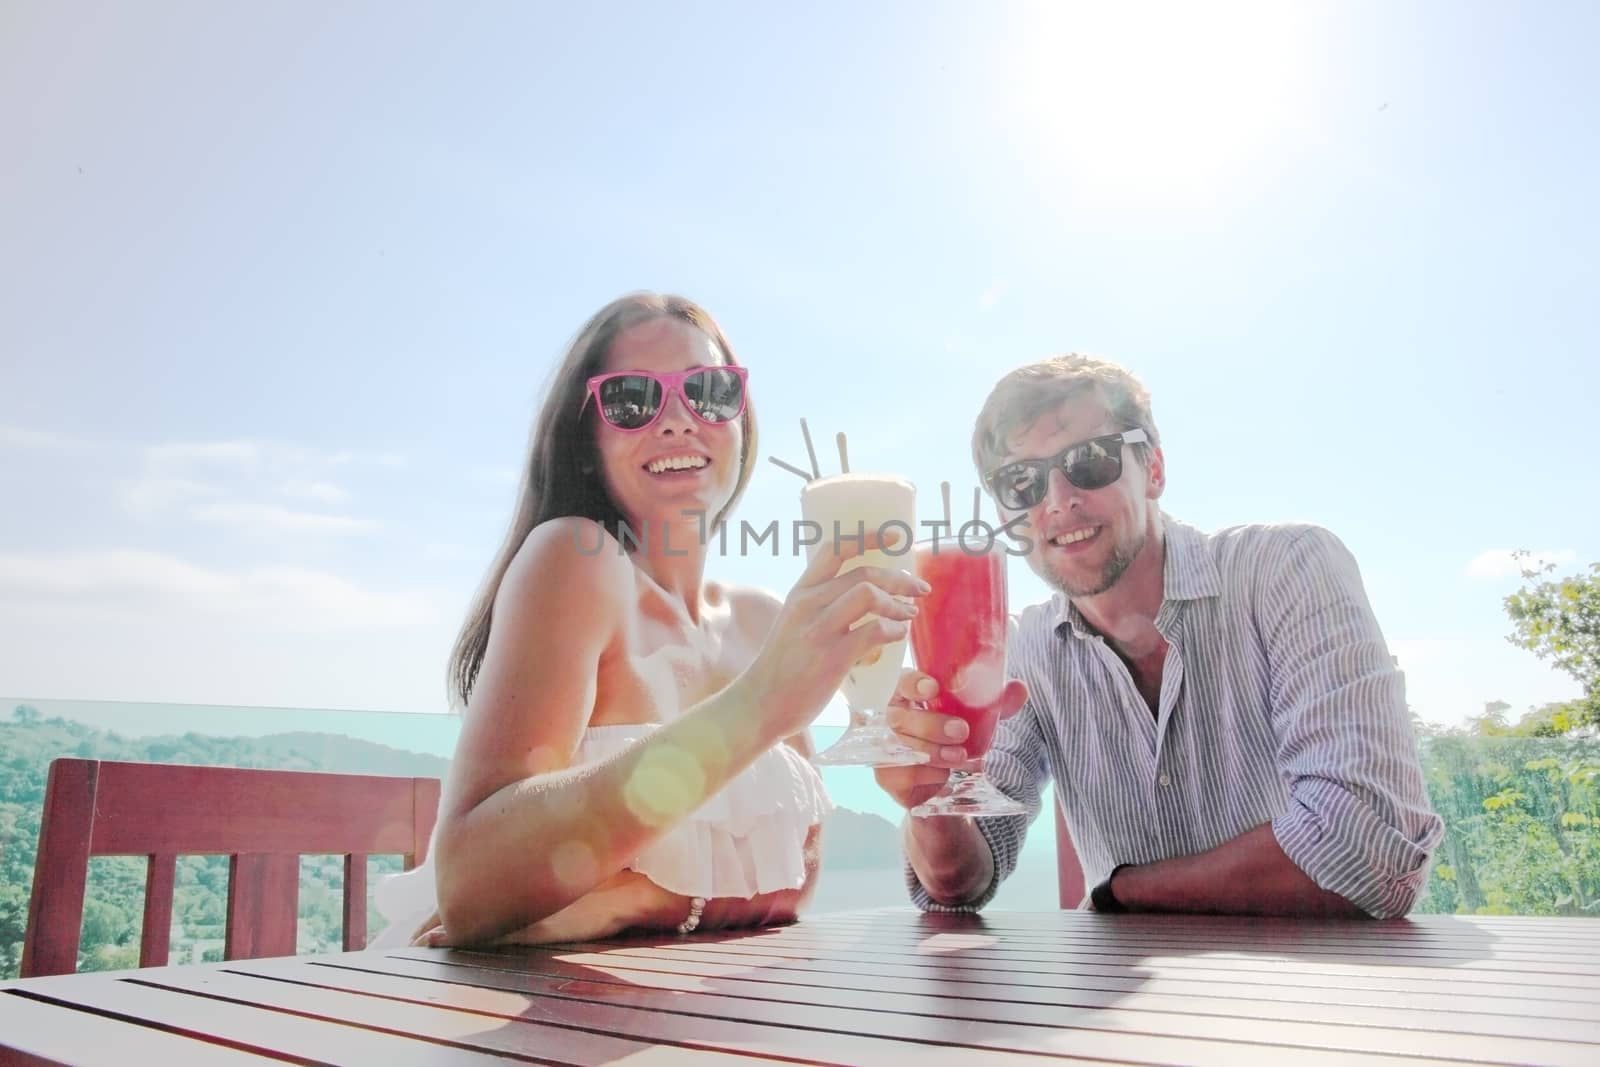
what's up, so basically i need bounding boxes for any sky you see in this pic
[2,0,1597,732]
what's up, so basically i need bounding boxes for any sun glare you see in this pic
[1010,1,1315,208]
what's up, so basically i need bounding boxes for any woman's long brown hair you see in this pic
[446,293,758,710]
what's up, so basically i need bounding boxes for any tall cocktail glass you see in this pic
[801,473,928,767]
[909,535,1026,815]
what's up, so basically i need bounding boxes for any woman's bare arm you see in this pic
[434,521,920,944]
[433,518,642,942]
[726,585,815,759]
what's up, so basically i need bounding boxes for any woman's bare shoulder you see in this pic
[498,517,636,615]
[446,519,635,811]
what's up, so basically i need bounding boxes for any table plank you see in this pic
[328,953,1523,1067]
[401,943,1600,1038]
[728,935,1600,980]
[821,909,1600,938]
[599,929,1599,988]
[221,956,1113,1067]
[715,921,1600,975]
[10,973,530,1065]
[138,965,791,1066]
[819,915,1600,966]
[0,991,284,1066]
[480,938,1600,1006]
[350,950,1597,1067]
[6,909,1596,1067]
[806,909,1600,958]
[811,910,1600,958]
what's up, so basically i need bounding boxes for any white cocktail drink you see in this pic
[800,473,927,766]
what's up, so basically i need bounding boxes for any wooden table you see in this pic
[4,908,1598,1065]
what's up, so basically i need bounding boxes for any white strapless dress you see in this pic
[371,724,832,947]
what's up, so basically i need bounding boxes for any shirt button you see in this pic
[1158,773,1171,787]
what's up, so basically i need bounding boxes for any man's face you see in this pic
[993,391,1165,598]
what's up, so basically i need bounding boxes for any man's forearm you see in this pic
[905,815,994,905]
[1111,823,1367,917]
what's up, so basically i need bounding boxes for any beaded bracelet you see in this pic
[677,896,707,935]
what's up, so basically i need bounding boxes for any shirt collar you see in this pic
[1051,514,1222,637]
[1162,516,1223,602]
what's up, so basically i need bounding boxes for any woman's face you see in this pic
[590,316,744,537]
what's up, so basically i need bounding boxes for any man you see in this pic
[878,354,1442,917]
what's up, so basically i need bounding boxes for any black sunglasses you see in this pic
[986,429,1150,510]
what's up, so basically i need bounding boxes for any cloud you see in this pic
[1464,548,1577,580]
[146,440,263,466]
[144,439,405,469]
[327,449,405,469]
[189,502,379,534]
[979,281,1007,311]
[118,476,223,520]
[121,437,395,534]
[279,480,349,504]
[421,541,473,563]
[242,566,429,626]
[0,549,431,628]
[0,424,91,451]
[469,466,520,488]
[0,550,234,599]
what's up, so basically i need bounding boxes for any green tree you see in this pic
[1412,732,1600,916]
[1466,700,1514,737]
[1504,555,1600,733]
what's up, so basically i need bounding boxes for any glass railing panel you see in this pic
[9,699,1592,978]
[1412,734,1600,916]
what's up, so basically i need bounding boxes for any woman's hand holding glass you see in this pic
[738,530,931,742]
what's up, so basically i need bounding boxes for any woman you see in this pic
[376,293,923,946]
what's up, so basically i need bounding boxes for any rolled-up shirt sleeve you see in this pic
[1259,526,1444,918]
[906,689,1052,912]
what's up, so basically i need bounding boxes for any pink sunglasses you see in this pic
[582,366,749,432]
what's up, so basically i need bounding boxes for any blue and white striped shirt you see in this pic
[907,517,1444,919]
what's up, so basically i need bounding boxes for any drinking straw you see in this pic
[836,432,850,474]
[769,456,813,482]
[973,487,982,523]
[940,481,952,529]
[799,419,821,479]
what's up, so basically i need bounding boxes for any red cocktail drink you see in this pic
[911,538,1008,754]
[909,537,1024,817]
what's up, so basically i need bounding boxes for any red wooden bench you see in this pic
[1055,804,1086,908]
[20,758,439,977]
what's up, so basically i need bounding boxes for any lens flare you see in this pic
[623,744,707,827]
[549,839,598,889]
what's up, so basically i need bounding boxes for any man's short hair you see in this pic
[971,353,1161,478]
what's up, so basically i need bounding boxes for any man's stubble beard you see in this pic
[1047,525,1147,599]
